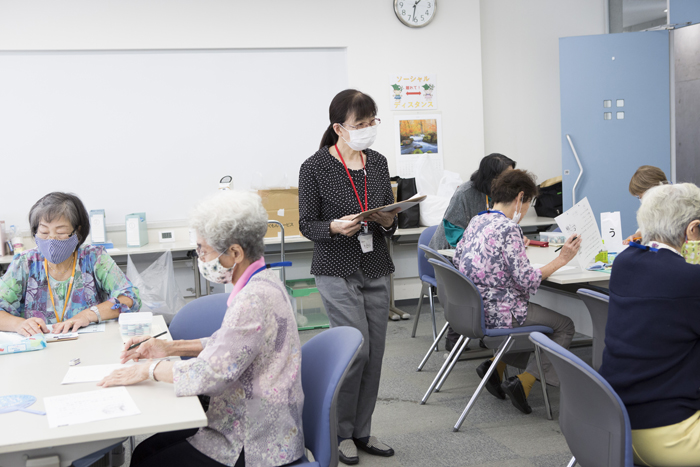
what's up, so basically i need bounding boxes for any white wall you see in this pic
[0,0,485,182]
[480,0,606,183]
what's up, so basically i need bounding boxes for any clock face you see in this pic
[394,0,436,28]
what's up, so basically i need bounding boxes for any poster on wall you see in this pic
[390,74,437,110]
[394,113,443,178]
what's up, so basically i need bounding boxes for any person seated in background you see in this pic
[453,169,580,414]
[623,165,669,245]
[100,190,304,467]
[600,183,700,467]
[429,153,516,351]
[0,192,140,336]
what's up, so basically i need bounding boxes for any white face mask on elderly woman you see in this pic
[511,196,523,224]
[197,254,236,284]
[341,125,377,151]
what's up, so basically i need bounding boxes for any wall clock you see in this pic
[394,0,436,28]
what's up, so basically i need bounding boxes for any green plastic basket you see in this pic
[286,278,330,331]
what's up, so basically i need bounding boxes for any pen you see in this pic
[554,236,578,253]
[127,331,167,350]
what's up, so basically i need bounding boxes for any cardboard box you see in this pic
[258,188,300,239]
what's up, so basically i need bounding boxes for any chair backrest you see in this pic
[529,332,633,467]
[417,225,439,281]
[576,289,610,371]
[169,293,229,341]
[429,259,485,339]
[420,244,454,268]
[301,327,364,467]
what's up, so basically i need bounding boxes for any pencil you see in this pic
[554,236,578,253]
[127,331,167,350]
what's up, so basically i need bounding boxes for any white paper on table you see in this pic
[44,386,140,428]
[47,323,106,334]
[555,198,604,270]
[601,211,624,253]
[61,363,137,384]
[531,264,577,274]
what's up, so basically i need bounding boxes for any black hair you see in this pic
[319,89,378,149]
[470,153,517,195]
[490,169,539,205]
[29,192,91,246]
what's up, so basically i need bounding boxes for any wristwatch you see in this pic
[90,305,102,323]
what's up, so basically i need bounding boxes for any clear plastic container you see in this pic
[539,231,567,246]
[118,312,153,338]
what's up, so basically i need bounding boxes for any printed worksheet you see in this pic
[44,387,140,428]
[47,323,106,334]
[555,197,604,269]
[61,363,136,384]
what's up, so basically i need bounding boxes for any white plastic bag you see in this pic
[415,155,463,226]
[126,251,186,324]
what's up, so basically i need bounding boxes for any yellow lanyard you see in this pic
[44,253,77,323]
[485,195,490,210]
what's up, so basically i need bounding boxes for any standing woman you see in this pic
[299,89,399,465]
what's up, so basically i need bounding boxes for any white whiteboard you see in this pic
[0,48,348,229]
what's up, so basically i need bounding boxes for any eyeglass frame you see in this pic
[35,230,76,241]
[341,118,381,131]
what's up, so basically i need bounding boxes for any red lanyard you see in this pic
[335,144,368,212]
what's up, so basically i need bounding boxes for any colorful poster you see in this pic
[390,74,437,110]
[394,113,443,177]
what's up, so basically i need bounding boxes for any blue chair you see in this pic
[286,327,364,467]
[169,293,229,343]
[411,225,439,340]
[576,289,610,371]
[422,259,553,431]
[529,332,640,467]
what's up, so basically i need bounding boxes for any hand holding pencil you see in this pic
[120,332,169,363]
[555,234,582,263]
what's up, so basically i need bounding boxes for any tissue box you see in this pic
[119,312,153,338]
[0,332,46,355]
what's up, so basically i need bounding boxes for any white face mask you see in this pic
[512,196,523,224]
[341,125,377,151]
[197,253,236,284]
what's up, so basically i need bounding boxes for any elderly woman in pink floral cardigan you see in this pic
[100,191,304,467]
[453,169,580,415]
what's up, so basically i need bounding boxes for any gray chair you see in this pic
[422,259,553,431]
[414,244,455,364]
[412,225,440,341]
[529,332,641,467]
[576,289,609,371]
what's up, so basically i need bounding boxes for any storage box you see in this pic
[286,278,329,331]
[119,312,153,339]
[539,231,566,246]
[258,188,300,239]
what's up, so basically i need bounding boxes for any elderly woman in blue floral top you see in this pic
[100,191,304,467]
[453,170,581,414]
[0,192,140,336]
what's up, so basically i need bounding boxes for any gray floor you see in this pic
[123,301,586,467]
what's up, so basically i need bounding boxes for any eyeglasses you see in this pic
[342,118,381,131]
[195,245,222,260]
[36,231,75,241]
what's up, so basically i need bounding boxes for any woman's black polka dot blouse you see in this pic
[298,146,397,279]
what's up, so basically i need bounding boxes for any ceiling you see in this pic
[623,0,667,28]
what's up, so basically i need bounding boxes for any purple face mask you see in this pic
[35,235,79,264]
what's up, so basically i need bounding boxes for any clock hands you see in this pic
[412,0,421,22]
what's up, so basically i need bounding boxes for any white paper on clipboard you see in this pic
[554,197,604,270]
[352,194,427,220]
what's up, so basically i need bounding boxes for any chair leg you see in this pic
[428,285,438,346]
[453,335,514,432]
[534,345,552,420]
[566,456,577,467]
[411,283,428,338]
[435,337,471,392]
[129,436,135,455]
[417,322,449,371]
[421,335,464,405]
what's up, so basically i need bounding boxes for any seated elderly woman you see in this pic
[453,169,581,414]
[600,183,700,467]
[0,192,140,336]
[99,191,304,467]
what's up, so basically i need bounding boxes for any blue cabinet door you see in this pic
[560,31,671,238]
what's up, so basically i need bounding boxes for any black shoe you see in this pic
[501,376,532,414]
[338,439,359,465]
[353,436,395,457]
[476,360,506,400]
[445,338,469,353]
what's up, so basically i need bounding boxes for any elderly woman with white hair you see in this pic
[600,183,700,467]
[100,191,304,467]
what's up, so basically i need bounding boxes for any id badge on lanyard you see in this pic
[359,222,373,253]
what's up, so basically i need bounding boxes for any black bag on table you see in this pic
[390,176,420,228]
[535,177,563,218]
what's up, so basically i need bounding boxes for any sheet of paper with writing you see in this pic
[555,197,604,269]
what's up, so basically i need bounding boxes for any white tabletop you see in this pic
[439,246,610,286]
[0,316,207,455]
